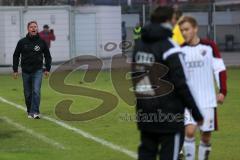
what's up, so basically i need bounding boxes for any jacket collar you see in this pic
[26,33,40,41]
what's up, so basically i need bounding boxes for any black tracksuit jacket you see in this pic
[132,23,203,133]
[13,34,52,73]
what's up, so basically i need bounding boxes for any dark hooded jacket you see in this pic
[132,23,203,133]
[13,33,52,73]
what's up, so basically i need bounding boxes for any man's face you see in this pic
[28,23,38,36]
[44,27,49,32]
[180,22,198,43]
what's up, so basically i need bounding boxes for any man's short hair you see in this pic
[43,24,49,29]
[178,16,198,28]
[27,21,38,28]
[150,6,174,24]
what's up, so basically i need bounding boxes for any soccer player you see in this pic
[131,6,203,160]
[13,21,52,119]
[178,16,227,160]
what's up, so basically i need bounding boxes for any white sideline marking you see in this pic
[0,96,138,159]
[1,116,65,150]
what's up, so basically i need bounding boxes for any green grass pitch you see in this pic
[0,68,239,160]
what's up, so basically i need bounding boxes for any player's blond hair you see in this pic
[178,16,198,28]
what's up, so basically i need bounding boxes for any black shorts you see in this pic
[138,131,184,160]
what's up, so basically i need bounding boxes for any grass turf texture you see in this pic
[0,68,239,160]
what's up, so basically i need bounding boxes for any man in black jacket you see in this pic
[13,21,52,119]
[131,6,203,160]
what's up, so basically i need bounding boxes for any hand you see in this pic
[13,72,19,79]
[217,93,225,104]
[44,71,50,78]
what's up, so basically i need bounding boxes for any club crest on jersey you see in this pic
[201,50,207,57]
[34,45,40,51]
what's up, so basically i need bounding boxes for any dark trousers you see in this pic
[138,131,184,160]
[22,69,43,114]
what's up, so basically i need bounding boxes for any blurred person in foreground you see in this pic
[131,6,203,160]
